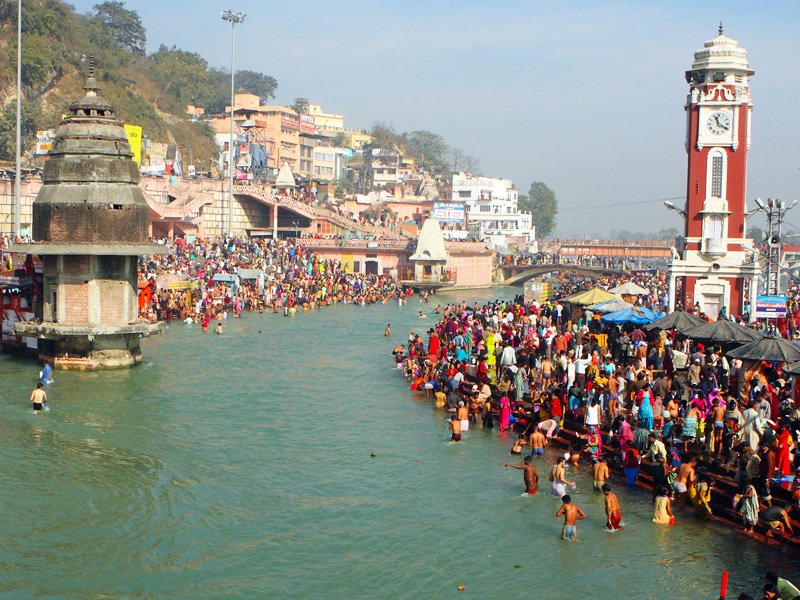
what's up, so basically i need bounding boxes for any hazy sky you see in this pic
[69,0,800,236]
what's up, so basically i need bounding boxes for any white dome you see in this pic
[692,27,752,73]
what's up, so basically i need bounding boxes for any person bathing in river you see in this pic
[602,484,623,531]
[505,456,538,495]
[556,494,586,542]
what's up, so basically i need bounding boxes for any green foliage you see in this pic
[521,181,558,238]
[12,33,60,88]
[93,1,146,56]
[0,98,42,161]
[333,178,354,199]
[150,45,216,113]
[235,70,278,103]
[402,130,448,168]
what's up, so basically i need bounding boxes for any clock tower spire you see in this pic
[667,28,758,320]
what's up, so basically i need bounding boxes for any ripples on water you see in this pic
[0,290,796,598]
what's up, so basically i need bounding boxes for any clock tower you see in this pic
[667,26,759,320]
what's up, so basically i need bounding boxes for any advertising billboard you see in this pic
[432,202,465,224]
[755,295,787,319]
[124,124,142,166]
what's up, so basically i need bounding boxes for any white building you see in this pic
[450,173,535,245]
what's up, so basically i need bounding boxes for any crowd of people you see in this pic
[393,293,800,598]
[136,237,408,324]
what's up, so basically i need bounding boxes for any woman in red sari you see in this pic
[499,395,511,431]
[776,426,794,476]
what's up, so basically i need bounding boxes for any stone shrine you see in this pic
[12,67,165,369]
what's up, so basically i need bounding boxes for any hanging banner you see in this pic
[124,124,143,166]
[36,130,55,155]
[755,295,787,319]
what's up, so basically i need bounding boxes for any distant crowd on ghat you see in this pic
[136,237,406,324]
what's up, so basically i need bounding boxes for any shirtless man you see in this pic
[30,382,47,413]
[529,429,548,458]
[602,484,623,531]
[449,415,462,442]
[674,455,697,508]
[550,457,575,498]
[711,401,726,457]
[556,494,586,542]
[593,458,610,491]
[457,401,469,433]
[505,456,539,495]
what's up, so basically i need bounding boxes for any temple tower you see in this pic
[13,67,165,369]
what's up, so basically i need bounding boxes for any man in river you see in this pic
[30,382,47,413]
[457,401,469,432]
[602,483,623,531]
[449,415,462,442]
[550,456,575,497]
[556,494,586,542]
[593,458,610,490]
[504,456,538,495]
[529,428,547,458]
[674,455,697,508]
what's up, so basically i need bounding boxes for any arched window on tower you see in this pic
[711,155,723,198]
[706,148,727,200]
[706,214,724,239]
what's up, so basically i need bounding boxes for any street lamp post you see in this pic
[221,9,246,239]
[14,0,22,238]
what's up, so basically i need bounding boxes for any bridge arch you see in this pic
[499,264,627,285]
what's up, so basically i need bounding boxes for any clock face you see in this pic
[707,111,732,135]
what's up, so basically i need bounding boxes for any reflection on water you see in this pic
[0,288,795,598]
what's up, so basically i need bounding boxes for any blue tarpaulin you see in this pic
[601,306,665,325]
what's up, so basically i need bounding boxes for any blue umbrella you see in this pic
[601,306,665,325]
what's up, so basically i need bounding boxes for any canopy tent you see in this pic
[783,361,800,376]
[601,306,665,325]
[609,281,650,296]
[587,298,634,314]
[686,319,762,344]
[563,288,622,306]
[727,336,800,363]
[644,310,707,333]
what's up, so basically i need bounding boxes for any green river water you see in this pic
[0,287,796,599]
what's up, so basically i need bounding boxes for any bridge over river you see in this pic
[496,263,628,285]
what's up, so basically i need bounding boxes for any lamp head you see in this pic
[754,197,766,210]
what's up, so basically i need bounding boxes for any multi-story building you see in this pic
[294,98,344,134]
[211,94,300,178]
[447,173,535,244]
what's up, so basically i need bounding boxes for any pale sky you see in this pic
[70,0,800,237]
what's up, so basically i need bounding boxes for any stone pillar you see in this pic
[272,202,278,239]
[668,273,677,313]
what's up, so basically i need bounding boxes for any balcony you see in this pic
[702,237,727,258]
[397,265,457,289]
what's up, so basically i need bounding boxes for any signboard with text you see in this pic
[755,295,787,319]
[432,202,465,224]
[124,124,142,166]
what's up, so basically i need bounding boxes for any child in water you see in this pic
[385,324,391,336]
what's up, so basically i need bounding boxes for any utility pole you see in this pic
[762,197,798,295]
[221,9,246,239]
[14,0,22,238]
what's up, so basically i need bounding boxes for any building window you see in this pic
[458,191,471,198]
[711,155,723,198]
[706,214,724,239]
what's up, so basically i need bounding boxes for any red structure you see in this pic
[668,26,759,319]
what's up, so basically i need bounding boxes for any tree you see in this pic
[235,70,277,103]
[93,2,146,56]
[401,130,448,169]
[331,132,348,148]
[656,227,680,242]
[0,99,42,161]
[521,181,558,239]
[448,146,480,174]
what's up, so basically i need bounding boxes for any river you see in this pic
[0,287,795,599]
